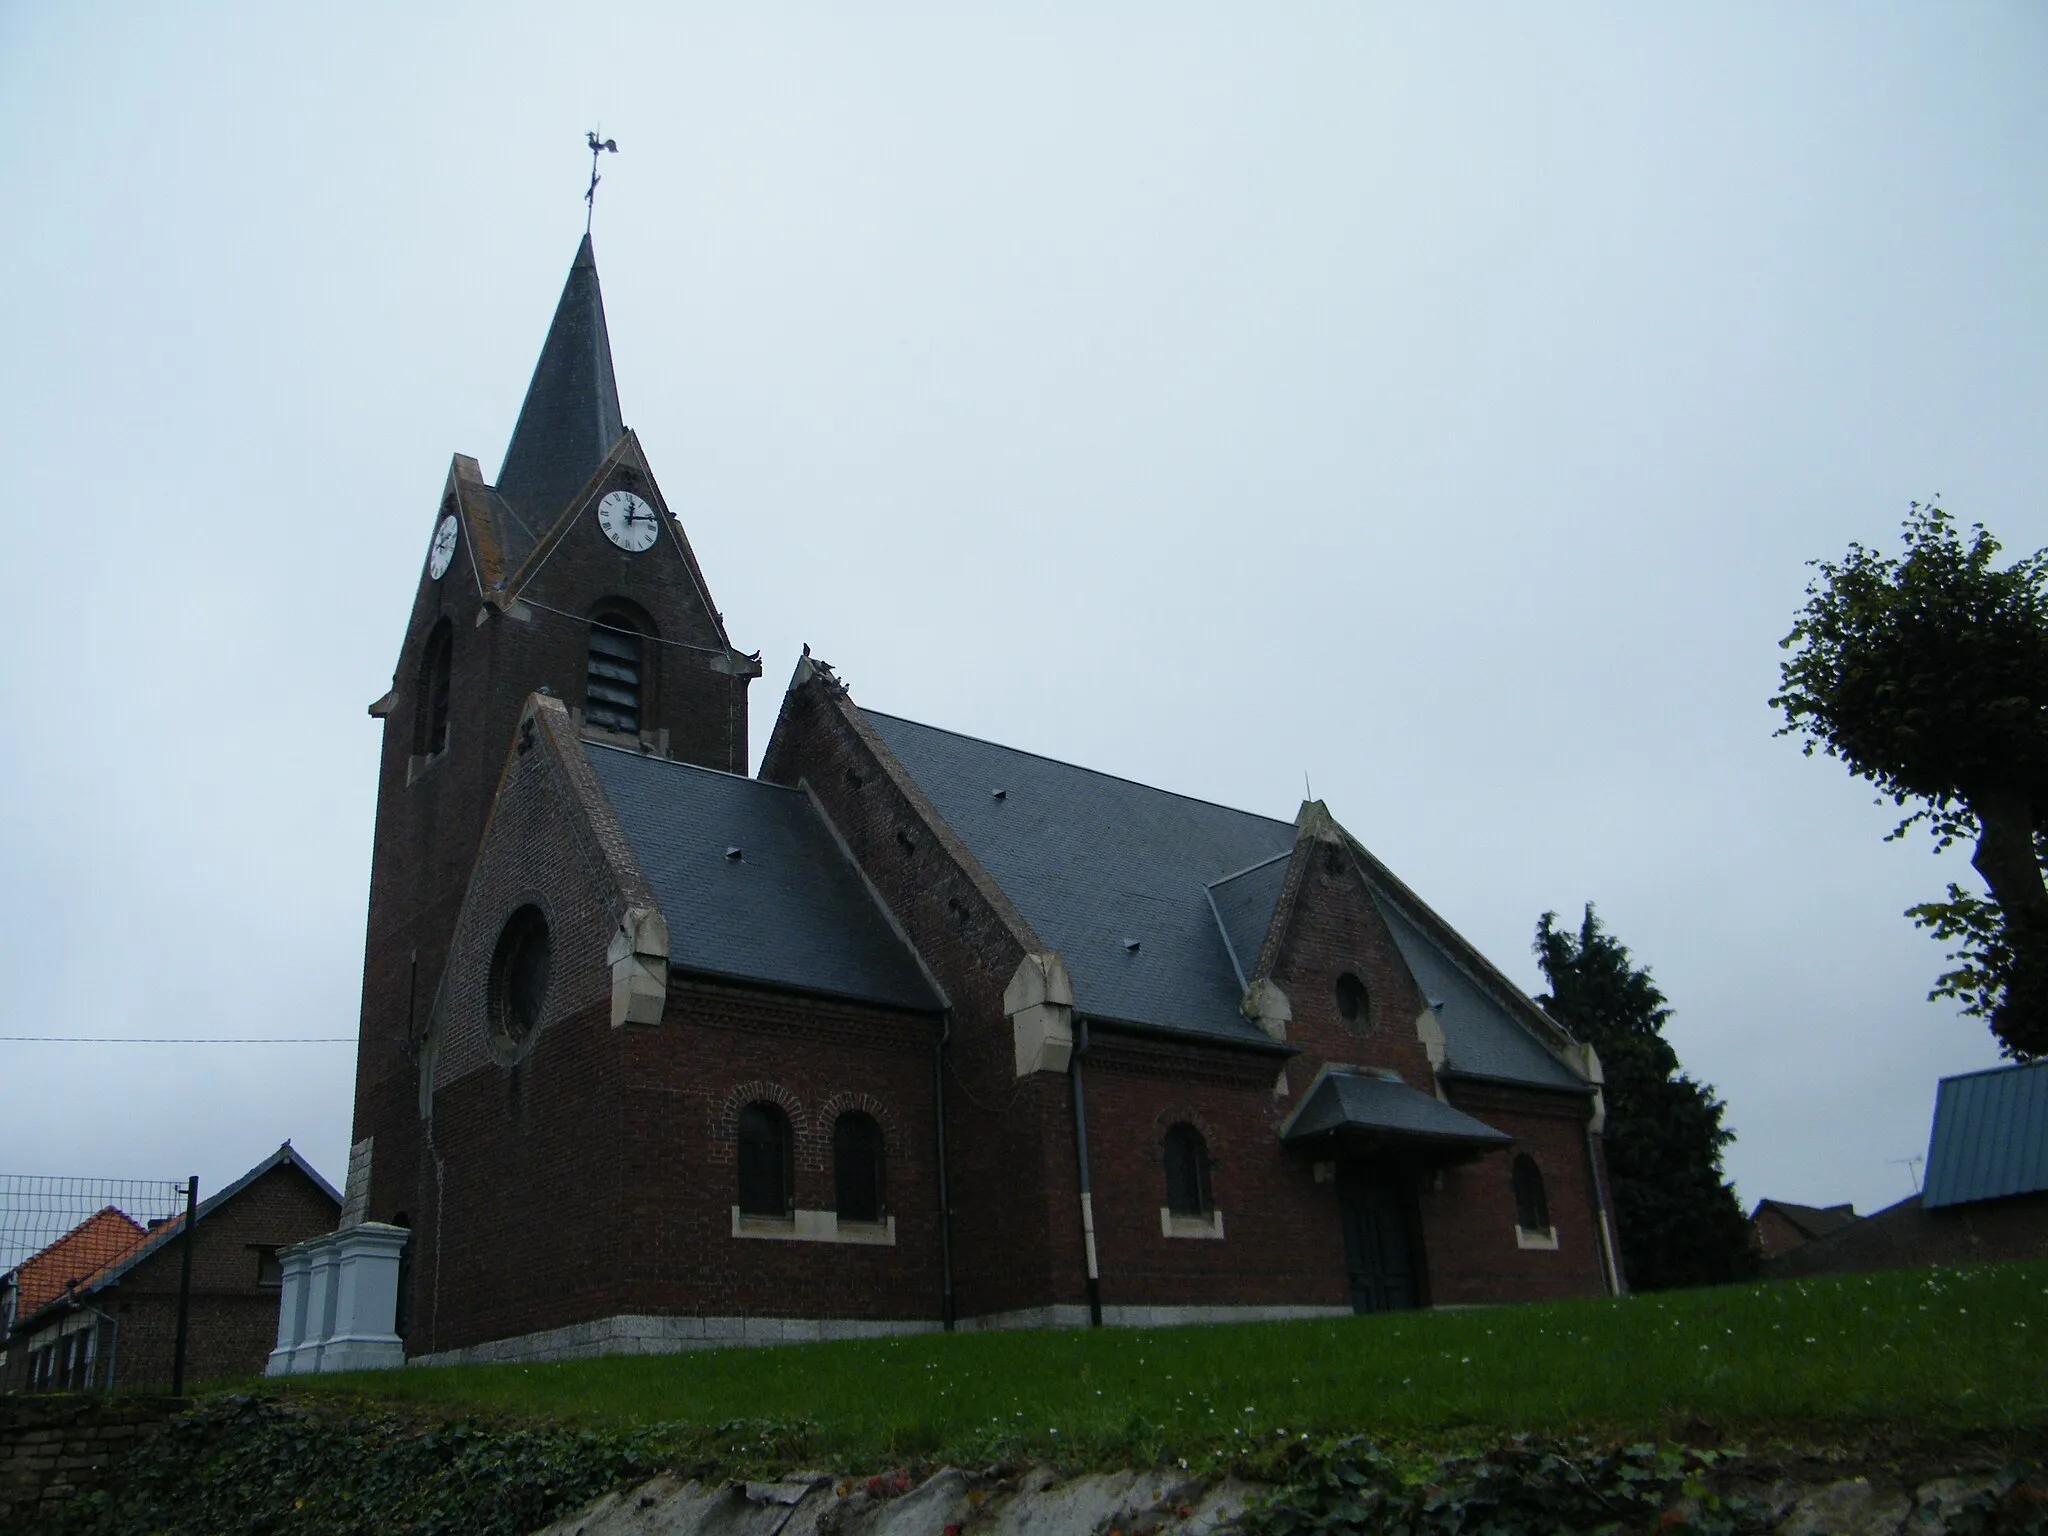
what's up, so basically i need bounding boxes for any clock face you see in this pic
[597,490,660,553]
[427,515,459,580]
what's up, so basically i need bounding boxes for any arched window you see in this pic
[1334,972,1368,1025]
[413,618,453,758]
[487,905,551,1052]
[1512,1154,1550,1234]
[586,611,644,734]
[737,1102,793,1218]
[833,1113,886,1223]
[1164,1123,1212,1218]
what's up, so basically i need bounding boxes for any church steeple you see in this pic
[495,234,625,522]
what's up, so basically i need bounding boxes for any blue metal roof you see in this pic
[1922,1060,2048,1209]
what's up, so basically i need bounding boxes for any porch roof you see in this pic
[1281,1068,1512,1153]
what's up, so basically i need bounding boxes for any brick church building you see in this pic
[349,236,1623,1364]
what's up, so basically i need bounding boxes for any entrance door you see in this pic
[1336,1161,1420,1313]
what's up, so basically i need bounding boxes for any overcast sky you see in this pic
[1,4,2043,1230]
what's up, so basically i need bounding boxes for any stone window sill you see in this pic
[730,1208,896,1246]
[1160,1208,1225,1240]
[406,749,448,787]
[1516,1224,1559,1251]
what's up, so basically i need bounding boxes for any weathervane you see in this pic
[585,129,619,232]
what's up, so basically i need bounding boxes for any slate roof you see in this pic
[1281,1069,1512,1150]
[1209,853,1291,991]
[1371,897,1586,1091]
[495,234,625,527]
[864,710,1586,1088]
[1923,1060,2048,1209]
[866,712,1292,1047]
[586,745,942,1013]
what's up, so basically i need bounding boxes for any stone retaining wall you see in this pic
[0,1396,185,1530]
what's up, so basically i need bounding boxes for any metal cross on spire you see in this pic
[584,129,619,232]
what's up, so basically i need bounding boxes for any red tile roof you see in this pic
[11,1208,150,1318]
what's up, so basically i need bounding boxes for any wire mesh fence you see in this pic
[1,1173,196,1393]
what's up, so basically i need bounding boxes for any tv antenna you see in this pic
[1891,1154,1924,1193]
[585,129,619,232]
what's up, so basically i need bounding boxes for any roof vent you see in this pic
[724,847,743,861]
[992,788,1007,801]
[1123,938,1141,953]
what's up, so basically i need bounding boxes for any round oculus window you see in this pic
[489,905,552,1052]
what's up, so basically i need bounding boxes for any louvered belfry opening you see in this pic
[586,613,644,734]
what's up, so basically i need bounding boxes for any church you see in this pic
[343,235,1623,1365]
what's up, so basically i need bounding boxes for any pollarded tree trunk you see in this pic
[1970,784,2048,1058]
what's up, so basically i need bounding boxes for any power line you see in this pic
[0,1036,354,1045]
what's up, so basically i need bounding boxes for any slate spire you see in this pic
[496,233,625,521]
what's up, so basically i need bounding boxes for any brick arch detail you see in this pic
[709,1081,808,1168]
[1152,1106,1224,1156]
[817,1091,900,1179]
[1152,1107,1226,1207]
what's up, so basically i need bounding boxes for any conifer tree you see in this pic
[1534,905,1756,1290]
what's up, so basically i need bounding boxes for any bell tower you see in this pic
[349,235,761,1233]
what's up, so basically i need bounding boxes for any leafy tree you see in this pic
[1772,502,2048,1058]
[1535,905,1755,1291]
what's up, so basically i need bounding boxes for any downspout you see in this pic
[1070,1019,1103,1327]
[1584,1119,1624,1297]
[934,1008,956,1330]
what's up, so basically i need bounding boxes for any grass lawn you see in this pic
[280,1262,2048,1469]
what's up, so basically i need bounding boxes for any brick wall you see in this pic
[0,1165,338,1396]
[1766,1190,2048,1278]
[354,448,752,1251]
[0,1396,183,1531]
[416,973,946,1354]
[1079,1032,1349,1312]
[1752,1207,1813,1260]
[1427,1082,1612,1304]
[106,1166,338,1392]
[762,675,1617,1321]
[761,676,1090,1323]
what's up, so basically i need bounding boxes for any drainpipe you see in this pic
[934,1009,956,1330]
[1070,1019,1103,1327]
[1584,1120,1624,1297]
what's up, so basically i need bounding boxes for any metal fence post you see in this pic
[171,1175,197,1396]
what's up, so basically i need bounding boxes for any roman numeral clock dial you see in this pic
[598,490,659,552]
[426,515,459,579]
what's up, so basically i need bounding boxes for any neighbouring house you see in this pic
[1748,1199,1858,1260]
[323,233,1627,1370]
[1766,1060,2048,1278]
[0,1145,339,1392]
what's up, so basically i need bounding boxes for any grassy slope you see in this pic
[280,1263,2048,1468]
